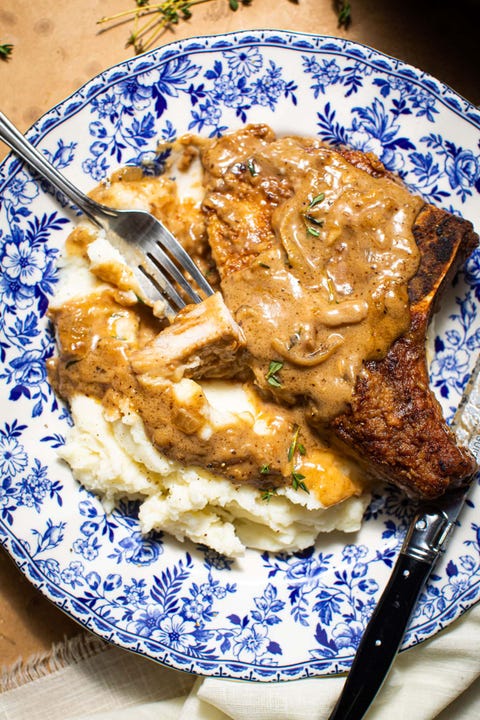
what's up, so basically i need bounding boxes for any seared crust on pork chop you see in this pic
[330,205,478,498]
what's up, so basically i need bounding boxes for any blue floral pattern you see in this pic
[0,31,479,681]
[80,48,297,182]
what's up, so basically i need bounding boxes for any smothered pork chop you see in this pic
[47,125,478,557]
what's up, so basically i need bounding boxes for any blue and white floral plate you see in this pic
[1,30,480,682]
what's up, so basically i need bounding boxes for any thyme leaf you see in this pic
[305,224,321,237]
[288,424,301,461]
[308,192,325,209]
[303,213,324,227]
[335,0,351,29]
[266,359,283,387]
[0,43,13,61]
[261,487,277,502]
[291,471,309,493]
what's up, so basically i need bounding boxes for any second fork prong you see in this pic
[138,260,187,315]
[133,211,215,299]
[144,242,203,305]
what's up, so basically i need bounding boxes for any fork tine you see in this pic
[148,222,215,298]
[143,241,203,305]
[0,112,215,314]
[138,261,187,314]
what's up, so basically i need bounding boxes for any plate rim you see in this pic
[1,29,479,175]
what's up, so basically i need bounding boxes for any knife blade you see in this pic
[327,354,480,720]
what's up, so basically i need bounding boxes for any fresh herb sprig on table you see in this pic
[0,43,14,61]
[98,0,253,54]
[98,1,352,55]
[335,0,351,28]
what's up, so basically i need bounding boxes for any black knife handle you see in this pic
[328,552,433,720]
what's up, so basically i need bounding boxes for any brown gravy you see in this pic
[200,126,423,420]
[48,125,424,502]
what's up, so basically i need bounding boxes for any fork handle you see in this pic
[327,551,434,719]
[0,110,113,226]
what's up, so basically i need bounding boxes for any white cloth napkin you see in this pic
[1,604,480,720]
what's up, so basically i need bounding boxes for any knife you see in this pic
[327,354,480,720]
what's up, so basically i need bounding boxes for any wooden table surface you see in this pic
[1,0,479,669]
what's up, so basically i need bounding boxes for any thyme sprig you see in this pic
[0,43,13,61]
[287,424,306,462]
[288,424,309,494]
[259,464,278,501]
[98,0,252,54]
[261,487,278,502]
[335,0,352,28]
[291,470,308,493]
[303,191,325,237]
[98,2,351,55]
[261,423,310,500]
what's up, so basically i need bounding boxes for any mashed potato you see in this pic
[60,392,368,557]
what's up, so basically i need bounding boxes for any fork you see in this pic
[0,111,214,314]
